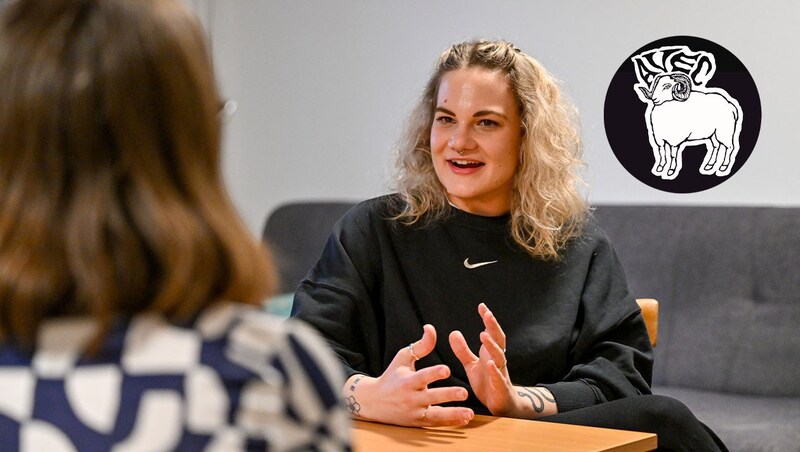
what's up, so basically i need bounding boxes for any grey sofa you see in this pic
[263,202,800,451]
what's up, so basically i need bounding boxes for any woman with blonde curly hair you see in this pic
[393,40,586,260]
[293,39,725,450]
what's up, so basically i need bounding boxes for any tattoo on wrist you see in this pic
[517,387,555,413]
[348,375,363,393]
[345,395,361,416]
[345,375,364,416]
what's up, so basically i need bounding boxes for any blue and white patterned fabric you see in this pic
[0,302,351,451]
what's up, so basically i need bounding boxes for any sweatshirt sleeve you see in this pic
[290,201,383,380]
[540,228,654,413]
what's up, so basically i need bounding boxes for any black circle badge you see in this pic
[604,36,761,193]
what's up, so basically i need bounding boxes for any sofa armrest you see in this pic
[636,298,659,348]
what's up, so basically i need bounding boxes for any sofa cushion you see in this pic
[264,292,295,318]
[653,385,800,452]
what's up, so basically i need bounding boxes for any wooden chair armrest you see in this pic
[636,298,659,348]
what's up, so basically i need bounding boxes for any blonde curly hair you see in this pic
[392,39,588,260]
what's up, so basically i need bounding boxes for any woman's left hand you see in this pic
[449,303,523,417]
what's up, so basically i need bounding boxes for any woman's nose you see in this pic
[448,125,476,152]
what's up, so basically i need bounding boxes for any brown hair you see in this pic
[393,39,587,259]
[0,0,274,351]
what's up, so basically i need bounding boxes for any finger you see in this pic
[486,359,509,390]
[402,324,437,370]
[449,330,478,367]
[414,364,451,388]
[478,302,490,318]
[479,303,506,350]
[420,405,474,427]
[388,324,434,371]
[423,386,470,406]
[480,331,507,367]
[409,324,437,362]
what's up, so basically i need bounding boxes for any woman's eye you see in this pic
[477,119,499,127]
[435,116,455,124]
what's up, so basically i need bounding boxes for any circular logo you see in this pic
[604,36,761,193]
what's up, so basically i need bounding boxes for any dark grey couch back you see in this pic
[263,201,356,293]
[593,205,800,396]
[264,202,800,397]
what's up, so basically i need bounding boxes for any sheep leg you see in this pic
[655,145,666,173]
[703,137,720,172]
[666,145,678,177]
[719,145,732,172]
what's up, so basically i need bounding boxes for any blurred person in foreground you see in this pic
[0,0,350,450]
[292,39,726,451]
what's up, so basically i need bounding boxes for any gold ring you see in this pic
[408,343,420,361]
[422,405,430,420]
[497,360,507,370]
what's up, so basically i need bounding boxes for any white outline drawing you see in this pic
[632,46,743,180]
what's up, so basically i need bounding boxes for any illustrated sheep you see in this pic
[639,72,742,180]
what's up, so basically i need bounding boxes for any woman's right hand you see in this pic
[342,324,475,427]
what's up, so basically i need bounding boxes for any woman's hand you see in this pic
[343,324,474,427]
[449,303,532,418]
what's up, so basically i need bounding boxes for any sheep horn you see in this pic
[671,73,692,102]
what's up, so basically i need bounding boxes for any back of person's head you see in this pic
[0,0,274,350]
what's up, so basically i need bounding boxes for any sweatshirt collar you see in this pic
[446,203,510,233]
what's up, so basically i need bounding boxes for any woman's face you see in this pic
[430,67,522,216]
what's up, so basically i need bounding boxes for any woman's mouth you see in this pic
[448,159,484,169]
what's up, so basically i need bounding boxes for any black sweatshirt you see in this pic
[292,195,653,414]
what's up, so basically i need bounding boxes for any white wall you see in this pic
[200,0,800,234]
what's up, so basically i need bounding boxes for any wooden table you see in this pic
[353,415,656,451]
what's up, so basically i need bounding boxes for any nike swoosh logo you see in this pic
[464,258,498,269]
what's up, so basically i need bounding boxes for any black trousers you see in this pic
[538,395,728,452]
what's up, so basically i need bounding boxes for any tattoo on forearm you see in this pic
[345,376,363,416]
[517,387,555,413]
